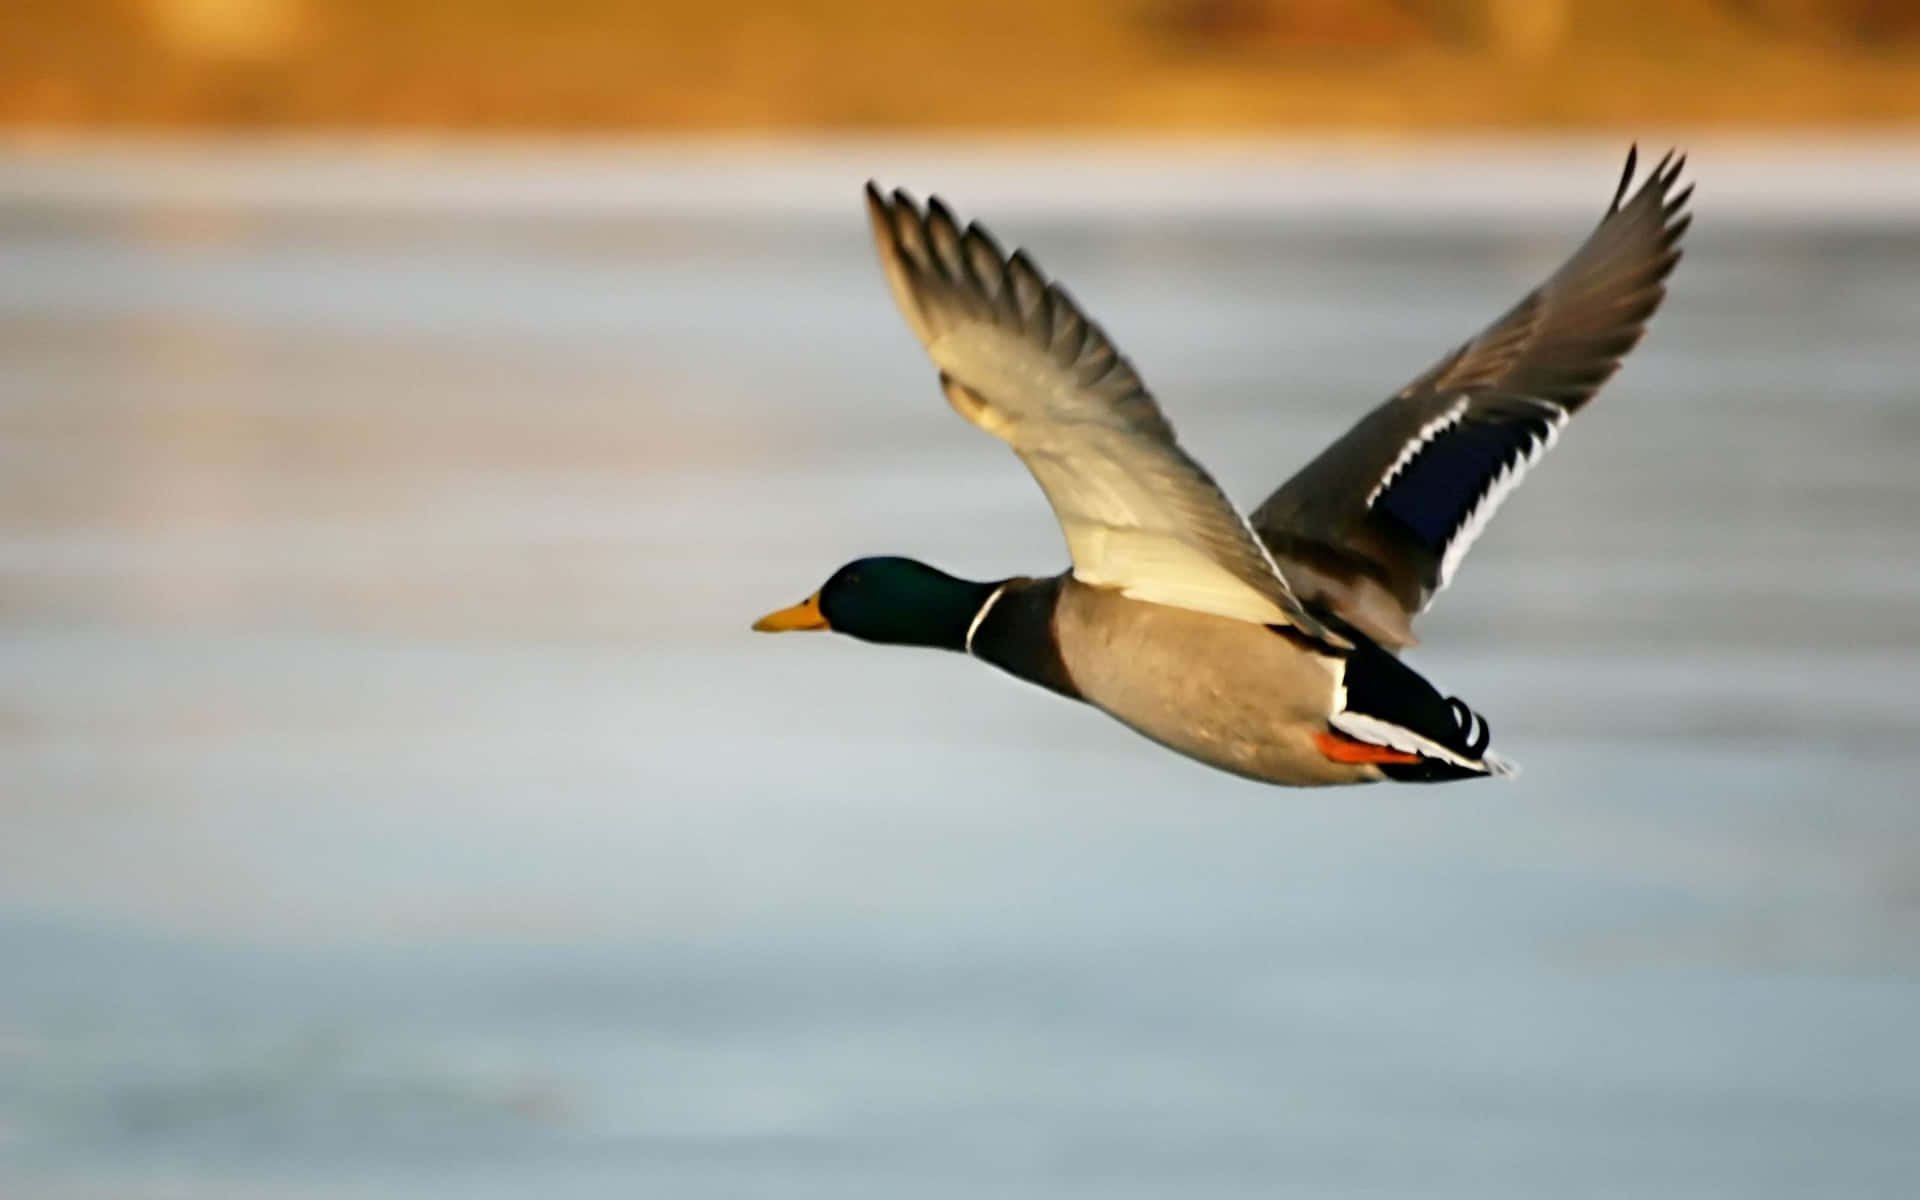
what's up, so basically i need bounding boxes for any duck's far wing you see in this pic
[1249,148,1692,648]
[867,184,1335,641]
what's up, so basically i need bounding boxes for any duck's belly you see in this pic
[1053,581,1376,787]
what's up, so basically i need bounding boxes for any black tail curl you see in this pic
[1340,638,1500,784]
[1446,696,1493,759]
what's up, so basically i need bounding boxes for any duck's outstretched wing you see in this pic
[867,184,1337,643]
[1250,148,1692,648]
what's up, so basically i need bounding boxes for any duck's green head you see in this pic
[752,557,999,650]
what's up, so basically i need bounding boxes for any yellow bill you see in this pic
[752,592,829,632]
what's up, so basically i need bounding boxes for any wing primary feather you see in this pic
[1646,150,1676,189]
[1048,283,1090,360]
[923,198,970,293]
[1075,335,1119,388]
[887,189,929,269]
[1005,251,1051,335]
[867,183,934,343]
[1608,143,1639,213]
[962,223,1009,312]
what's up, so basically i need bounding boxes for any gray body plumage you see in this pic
[1046,579,1373,786]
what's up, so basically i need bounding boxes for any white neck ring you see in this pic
[964,583,1010,656]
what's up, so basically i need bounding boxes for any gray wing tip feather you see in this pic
[1547,147,1692,360]
[1607,144,1640,212]
[1610,143,1693,243]
[863,180,1157,413]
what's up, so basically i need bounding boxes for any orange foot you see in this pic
[1314,729,1421,766]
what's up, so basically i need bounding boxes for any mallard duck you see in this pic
[756,148,1691,786]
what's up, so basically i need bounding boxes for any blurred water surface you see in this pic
[1,145,1917,1199]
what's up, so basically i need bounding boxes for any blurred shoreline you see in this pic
[4,134,1920,226]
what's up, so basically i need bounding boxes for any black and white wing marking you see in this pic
[1251,148,1691,647]
[1370,393,1570,588]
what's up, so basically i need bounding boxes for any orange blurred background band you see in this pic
[5,0,1920,131]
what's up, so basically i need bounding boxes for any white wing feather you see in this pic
[869,185,1333,639]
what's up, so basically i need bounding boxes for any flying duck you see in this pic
[755,148,1691,785]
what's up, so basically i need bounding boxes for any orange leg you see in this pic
[1314,729,1421,766]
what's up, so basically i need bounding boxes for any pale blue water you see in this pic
[1,146,1917,1198]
